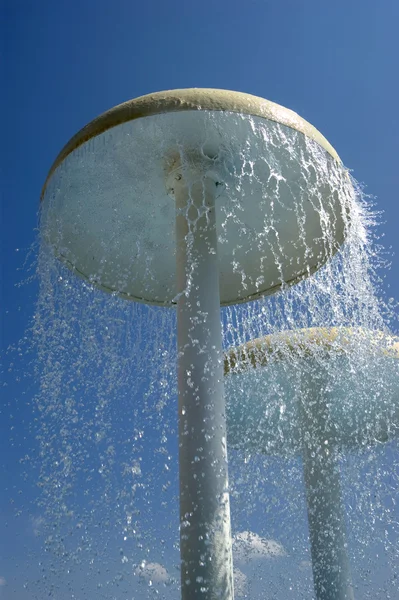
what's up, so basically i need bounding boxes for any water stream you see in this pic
[17,111,399,598]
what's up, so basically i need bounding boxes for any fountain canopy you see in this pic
[225,328,399,456]
[41,88,353,305]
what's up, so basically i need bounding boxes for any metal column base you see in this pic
[301,371,354,600]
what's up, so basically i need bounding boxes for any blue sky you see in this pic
[2,1,399,598]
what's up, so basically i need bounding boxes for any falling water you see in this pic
[13,110,398,599]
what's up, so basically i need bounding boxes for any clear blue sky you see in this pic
[2,1,399,598]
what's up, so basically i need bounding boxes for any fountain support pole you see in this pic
[173,167,234,600]
[300,371,354,600]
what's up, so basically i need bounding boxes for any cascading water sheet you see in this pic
[19,93,399,599]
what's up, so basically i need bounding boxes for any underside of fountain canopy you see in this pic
[224,327,399,455]
[41,88,353,306]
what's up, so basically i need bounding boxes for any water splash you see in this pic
[11,110,398,598]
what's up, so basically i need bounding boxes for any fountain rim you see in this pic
[40,87,341,200]
[224,327,399,375]
[52,253,327,307]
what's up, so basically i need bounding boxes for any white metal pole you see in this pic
[174,167,234,600]
[300,371,354,600]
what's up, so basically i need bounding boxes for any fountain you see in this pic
[39,88,358,599]
[225,327,399,599]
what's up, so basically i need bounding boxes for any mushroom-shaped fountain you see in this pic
[40,89,354,600]
[224,327,399,600]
